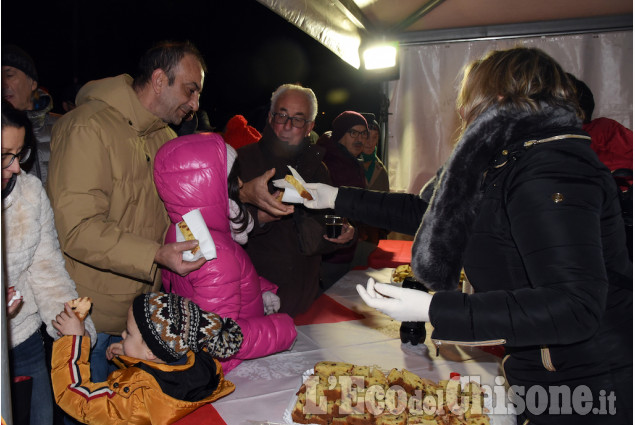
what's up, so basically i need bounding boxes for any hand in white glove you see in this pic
[262,291,281,315]
[302,183,339,209]
[356,277,432,322]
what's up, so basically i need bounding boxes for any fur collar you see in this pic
[412,104,581,291]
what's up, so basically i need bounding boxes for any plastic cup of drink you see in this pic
[325,215,344,238]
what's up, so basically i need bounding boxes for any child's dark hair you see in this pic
[228,160,250,233]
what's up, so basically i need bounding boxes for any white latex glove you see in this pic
[262,291,281,315]
[356,278,432,322]
[302,183,339,209]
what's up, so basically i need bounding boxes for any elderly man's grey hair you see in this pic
[269,84,318,121]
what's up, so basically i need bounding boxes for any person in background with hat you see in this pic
[316,111,368,288]
[356,112,390,249]
[317,111,368,189]
[2,44,60,184]
[50,292,243,425]
[359,113,389,193]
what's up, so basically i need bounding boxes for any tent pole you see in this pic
[378,81,390,167]
[2,237,13,424]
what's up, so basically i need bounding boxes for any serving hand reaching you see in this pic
[301,183,339,210]
[356,278,432,322]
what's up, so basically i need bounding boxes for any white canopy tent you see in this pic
[256,0,632,193]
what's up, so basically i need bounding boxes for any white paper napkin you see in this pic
[176,209,217,261]
[272,166,309,204]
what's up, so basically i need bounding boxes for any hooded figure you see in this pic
[153,133,297,373]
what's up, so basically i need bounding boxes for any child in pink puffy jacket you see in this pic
[153,133,297,373]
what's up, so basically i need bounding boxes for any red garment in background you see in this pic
[584,117,633,172]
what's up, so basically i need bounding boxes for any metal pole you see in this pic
[2,219,13,424]
[378,81,390,166]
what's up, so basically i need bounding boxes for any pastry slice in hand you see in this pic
[285,174,313,200]
[69,297,92,321]
[178,220,200,254]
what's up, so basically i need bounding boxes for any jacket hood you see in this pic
[154,133,230,234]
[76,74,167,136]
[412,104,582,291]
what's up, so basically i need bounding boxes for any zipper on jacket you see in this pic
[432,338,506,357]
[540,346,556,372]
[523,134,590,148]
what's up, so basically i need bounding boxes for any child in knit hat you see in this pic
[50,292,242,425]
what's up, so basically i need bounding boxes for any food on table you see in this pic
[291,361,490,425]
[391,265,414,283]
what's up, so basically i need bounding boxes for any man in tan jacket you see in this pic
[47,41,207,381]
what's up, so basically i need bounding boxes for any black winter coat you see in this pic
[335,105,632,424]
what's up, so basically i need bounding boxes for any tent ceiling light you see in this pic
[363,44,398,70]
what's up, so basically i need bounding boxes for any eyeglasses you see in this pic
[2,147,31,169]
[271,112,310,128]
[347,129,369,139]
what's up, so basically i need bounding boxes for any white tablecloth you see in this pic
[214,268,515,425]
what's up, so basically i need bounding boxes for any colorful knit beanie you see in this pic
[133,292,243,363]
[331,111,368,143]
[2,45,38,82]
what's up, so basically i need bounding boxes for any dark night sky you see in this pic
[2,0,382,134]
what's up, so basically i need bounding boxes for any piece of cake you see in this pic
[400,369,425,393]
[315,361,355,377]
[365,367,388,389]
[346,412,375,425]
[386,369,403,386]
[351,365,371,378]
[375,412,407,425]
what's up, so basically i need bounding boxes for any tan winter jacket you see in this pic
[47,74,175,334]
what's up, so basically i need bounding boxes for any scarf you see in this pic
[412,104,582,291]
[361,147,377,183]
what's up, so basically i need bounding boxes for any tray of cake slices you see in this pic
[284,361,495,425]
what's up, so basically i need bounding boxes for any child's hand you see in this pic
[6,286,23,318]
[52,303,85,337]
[262,291,281,315]
[106,342,124,360]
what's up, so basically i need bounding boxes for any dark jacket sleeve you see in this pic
[429,147,617,347]
[335,187,428,236]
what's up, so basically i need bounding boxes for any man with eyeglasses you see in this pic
[236,83,356,317]
[315,111,368,288]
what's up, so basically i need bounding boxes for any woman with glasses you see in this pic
[2,100,97,425]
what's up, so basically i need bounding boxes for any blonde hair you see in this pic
[457,47,581,132]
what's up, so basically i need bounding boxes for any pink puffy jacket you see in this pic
[154,133,297,373]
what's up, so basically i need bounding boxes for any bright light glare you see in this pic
[363,45,397,70]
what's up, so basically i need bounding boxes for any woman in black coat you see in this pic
[302,47,632,424]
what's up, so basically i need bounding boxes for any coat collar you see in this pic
[412,104,583,291]
[76,74,169,136]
